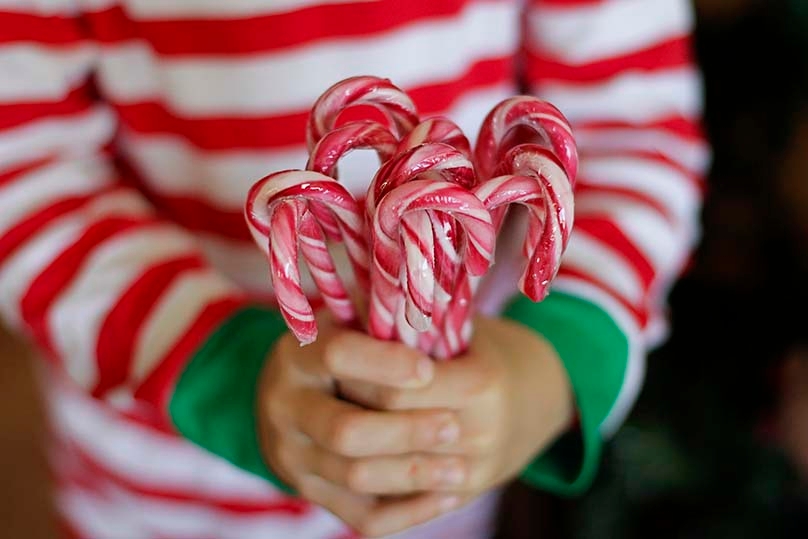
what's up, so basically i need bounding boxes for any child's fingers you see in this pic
[296,475,376,533]
[362,492,462,538]
[338,357,490,411]
[302,444,468,495]
[323,331,434,388]
[298,474,460,538]
[292,388,460,457]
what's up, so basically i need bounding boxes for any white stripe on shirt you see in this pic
[95,2,518,115]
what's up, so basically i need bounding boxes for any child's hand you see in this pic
[257,315,469,537]
[339,316,574,506]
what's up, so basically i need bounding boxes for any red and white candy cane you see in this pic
[368,180,494,348]
[245,170,369,344]
[397,117,472,160]
[306,120,399,239]
[366,143,475,345]
[393,120,476,351]
[476,143,575,302]
[434,142,576,357]
[307,120,398,178]
[306,76,420,151]
[474,96,578,184]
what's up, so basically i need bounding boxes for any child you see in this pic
[0,1,709,537]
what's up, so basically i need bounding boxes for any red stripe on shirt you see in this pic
[66,442,311,516]
[532,0,606,6]
[0,84,94,130]
[134,296,246,425]
[557,266,649,328]
[573,183,676,224]
[115,56,512,150]
[0,12,84,44]
[0,155,57,188]
[150,194,251,240]
[86,0,470,55]
[20,216,159,355]
[0,186,128,267]
[0,194,94,266]
[576,115,705,143]
[527,36,693,83]
[93,255,207,398]
[581,148,705,187]
[575,217,655,289]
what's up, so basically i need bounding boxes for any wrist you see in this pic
[511,319,575,456]
[503,291,631,496]
[486,317,574,470]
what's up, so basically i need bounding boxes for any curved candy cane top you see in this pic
[397,117,472,159]
[474,96,578,183]
[373,180,494,278]
[366,142,477,215]
[306,76,420,151]
[473,173,556,302]
[244,169,367,259]
[474,144,574,302]
[306,120,398,179]
[498,143,575,245]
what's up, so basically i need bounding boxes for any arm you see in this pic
[508,0,710,494]
[0,6,288,487]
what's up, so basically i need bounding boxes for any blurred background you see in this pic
[2,0,808,538]
[497,0,808,537]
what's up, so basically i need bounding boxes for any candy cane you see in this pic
[390,131,476,354]
[474,96,578,183]
[245,170,369,344]
[397,117,472,160]
[366,143,475,344]
[307,120,398,179]
[306,120,398,240]
[306,76,420,151]
[477,143,574,301]
[368,180,494,345]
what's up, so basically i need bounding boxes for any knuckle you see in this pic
[263,396,284,429]
[407,416,425,450]
[321,337,343,373]
[377,387,404,410]
[343,460,371,492]
[469,361,505,396]
[327,412,360,453]
[408,455,429,488]
[480,369,503,395]
[464,372,493,400]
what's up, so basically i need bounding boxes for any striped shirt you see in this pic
[0,1,709,537]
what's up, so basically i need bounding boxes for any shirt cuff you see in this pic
[168,305,294,494]
[503,290,630,497]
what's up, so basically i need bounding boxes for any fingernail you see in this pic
[440,496,460,511]
[415,357,433,382]
[436,466,465,486]
[437,421,460,444]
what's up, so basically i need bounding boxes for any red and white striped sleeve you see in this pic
[0,4,252,423]
[507,0,710,494]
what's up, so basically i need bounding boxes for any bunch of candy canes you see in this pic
[245,76,577,360]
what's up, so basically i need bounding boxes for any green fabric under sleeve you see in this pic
[169,305,294,494]
[503,290,630,497]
